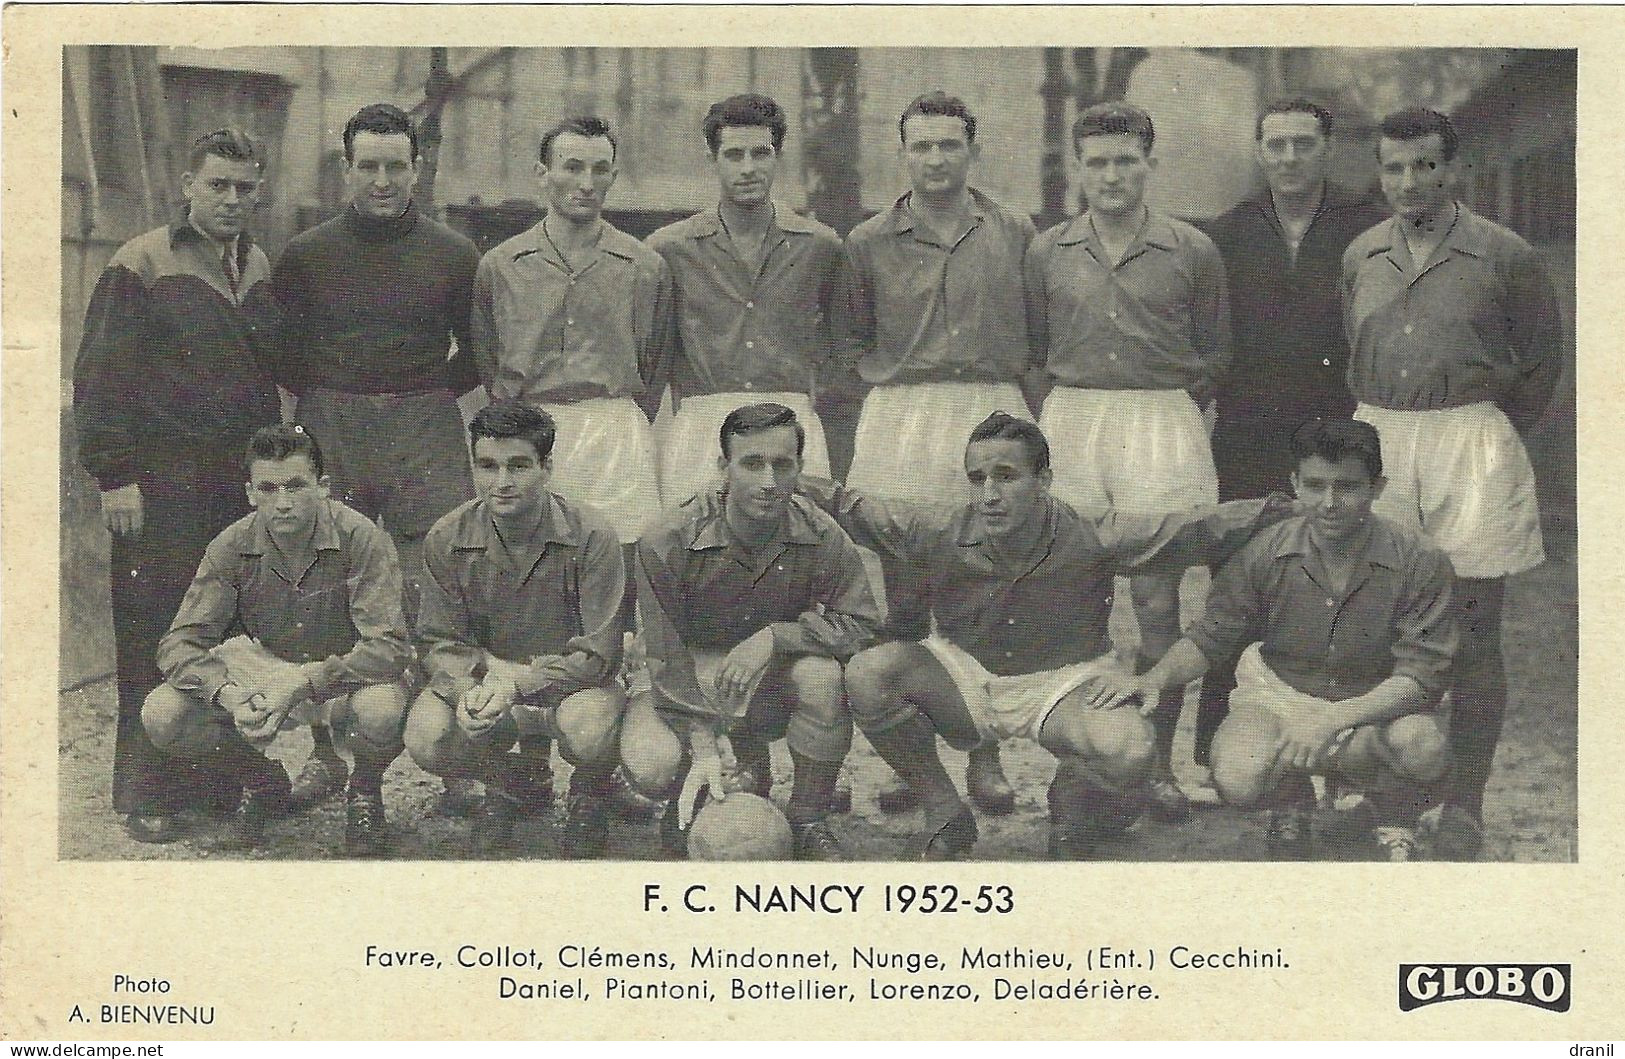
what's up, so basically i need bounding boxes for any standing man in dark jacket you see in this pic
[271,103,482,810]
[72,128,282,843]
[1198,99,1388,795]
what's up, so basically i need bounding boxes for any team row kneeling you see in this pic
[141,400,1468,863]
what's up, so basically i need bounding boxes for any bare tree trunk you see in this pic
[801,47,864,479]
[416,47,451,217]
[1038,48,1071,230]
[801,48,863,237]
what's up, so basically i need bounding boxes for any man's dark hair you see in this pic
[245,423,323,478]
[898,91,977,144]
[719,402,805,460]
[540,116,618,166]
[1073,102,1155,156]
[188,128,264,173]
[703,94,787,154]
[1256,98,1333,141]
[1289,418,1383,481]
[469,400,557,463]
[967,411,1050,475]
[343,103,419,162]
[1378,106,1459,162]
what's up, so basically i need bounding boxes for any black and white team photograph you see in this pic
[58,45,1577,864]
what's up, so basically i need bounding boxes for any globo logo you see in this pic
[1399,964,1571,1012]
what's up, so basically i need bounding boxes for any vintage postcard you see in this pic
[2,4,1621,1042]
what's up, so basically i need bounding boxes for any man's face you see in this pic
[181,153,263,241]
[901,114,978,199]
[1256,111,1329,200]
[1077,132,1153,218]
[712,125,778,209]
[1378,133,1455,225]
[539,133,617,224]
[1291,454,1385,548]
[345,130,418,219]
[473,437,551,524]
[719,425,802,524]
[965,438,1050,538]
[246,454,328,541]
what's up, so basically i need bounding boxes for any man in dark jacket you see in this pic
[72,128,282,843]
[1198,99,1388,796]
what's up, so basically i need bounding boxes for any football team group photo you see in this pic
[58,45,1578,864]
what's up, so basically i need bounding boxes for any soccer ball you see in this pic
[687,793,793,861]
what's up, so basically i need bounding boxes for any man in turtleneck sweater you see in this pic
[271,103,481,810]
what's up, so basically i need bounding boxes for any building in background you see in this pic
[63,45,1571,362]
[59,45,1576,690]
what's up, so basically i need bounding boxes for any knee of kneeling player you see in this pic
[788,657,847,721]
[842,648,902,729]
[619,714,683,798]
[141,684,196,751]
[350,684,408,747]
[556,686,626,764]
[1385,713,1449,782]
[1210,743,1270,809]
[1209,713,1275,807]
[1211,763,1268,809]
[403,690,457,773]
[1094,710,1156,781]
[786,662,854,764]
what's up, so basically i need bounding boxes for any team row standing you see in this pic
[74,89,1560,859]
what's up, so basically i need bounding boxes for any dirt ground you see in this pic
[58,543,1578,864]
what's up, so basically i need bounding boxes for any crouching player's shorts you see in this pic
[213,635,391,744]
[920,635,1124,742]
[1228,642,1360,761]
[1227,641,1452,778]
[634,649,850,773]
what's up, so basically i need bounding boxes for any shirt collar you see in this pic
[687,204,820,240]
[1367,201,1488,262]
[170,212,253,255]
[451,493,580,551]
[952,497,1061,580]
[1435,202,1493,259]
[340,199,420,242]
[1248,181,1369,215]
[1271,515,1403,570]
[773,208,822,235]
[512,216,642,266]
[683,494,827,552]
[1055,208,1180,253]
[886,187,993,235]
[239,501,343,579]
